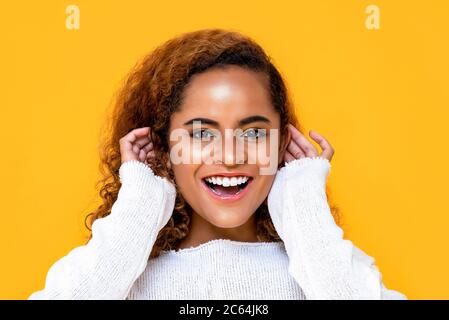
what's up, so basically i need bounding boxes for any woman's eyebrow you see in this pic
[238,115,271,126]
[183,118,219,126]
[183,115,271,127]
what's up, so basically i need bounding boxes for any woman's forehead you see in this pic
[180,67,271,108]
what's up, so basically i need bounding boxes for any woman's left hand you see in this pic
[284,124,335,163]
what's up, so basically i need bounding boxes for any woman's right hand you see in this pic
[119,127,155,166]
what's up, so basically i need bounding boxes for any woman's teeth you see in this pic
[203,175,252,198]
[204,176,249,187]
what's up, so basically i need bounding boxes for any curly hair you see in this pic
[85,28,341,259]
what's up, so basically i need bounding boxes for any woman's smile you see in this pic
[200,172,254,202]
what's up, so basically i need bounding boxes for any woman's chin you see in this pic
[205,210,252,229]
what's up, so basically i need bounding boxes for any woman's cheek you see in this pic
[253,139,278,176]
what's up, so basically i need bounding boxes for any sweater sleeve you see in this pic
[267,156,407,300]
[28,160,177,300]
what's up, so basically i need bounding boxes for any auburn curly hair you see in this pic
[85,28,341,259]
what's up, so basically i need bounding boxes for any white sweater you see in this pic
[28,157,407,300]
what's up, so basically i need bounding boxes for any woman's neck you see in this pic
[177,211,259,250]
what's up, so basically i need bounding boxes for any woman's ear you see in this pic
[278,129,291,166]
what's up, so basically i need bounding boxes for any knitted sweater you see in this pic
[28,157,406,300]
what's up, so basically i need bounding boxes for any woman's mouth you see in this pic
[200,175,254,202]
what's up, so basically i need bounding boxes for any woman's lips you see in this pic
[200,178,253,203]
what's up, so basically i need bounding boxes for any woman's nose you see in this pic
[212,134,246,165]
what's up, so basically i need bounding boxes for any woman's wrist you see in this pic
[119,160,176,200]
[281,156,331,190]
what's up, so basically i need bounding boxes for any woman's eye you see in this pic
[191,129,215,140]
[241,128,266,140]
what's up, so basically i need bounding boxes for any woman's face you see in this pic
[168,65,288,228]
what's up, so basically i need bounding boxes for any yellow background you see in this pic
[1,0,448,299]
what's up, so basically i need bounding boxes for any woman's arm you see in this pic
[267,156,407,300]
[28,160,176,300]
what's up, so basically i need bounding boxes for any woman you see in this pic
[29,28,406,300]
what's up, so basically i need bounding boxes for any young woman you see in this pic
[29,28,406,300]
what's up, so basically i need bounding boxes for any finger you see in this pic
[147,150,155,159]
[134,136,151,149]
[284,150,296,163]
[288,124,318,157]
[138,149,147,162]
[287,139,306,159]
[120,127,150,153]
[125,127,151,143]
[309,130,334,160]
[142,142,154,154]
